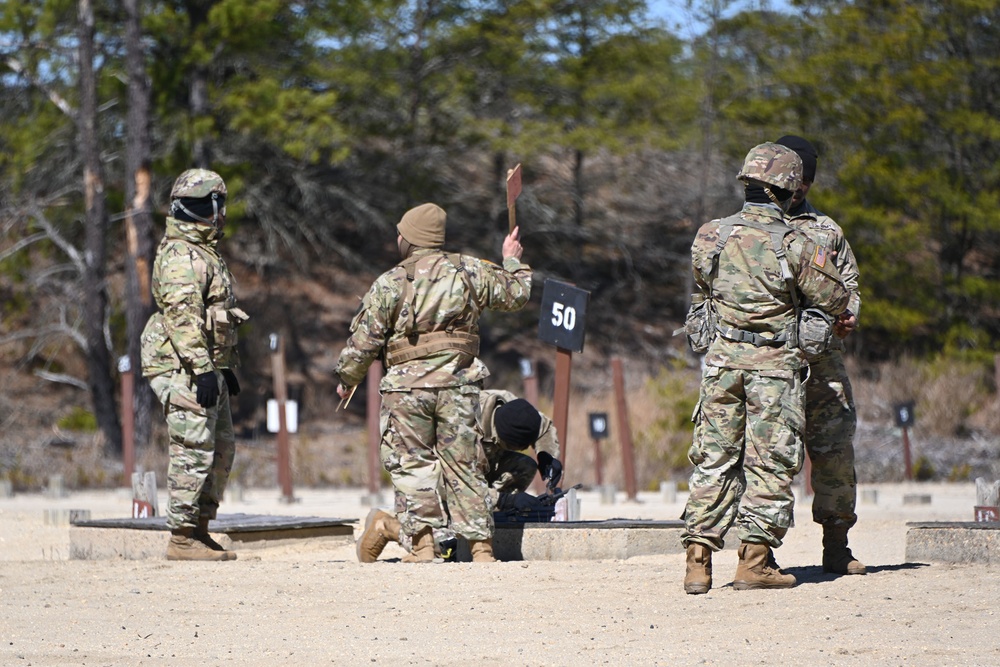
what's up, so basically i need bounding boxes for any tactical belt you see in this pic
[717,325,790,347]
[384,330,479,366]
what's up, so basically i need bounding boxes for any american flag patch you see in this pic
[813,246,827,268]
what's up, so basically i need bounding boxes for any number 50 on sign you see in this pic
[537,279,590,353]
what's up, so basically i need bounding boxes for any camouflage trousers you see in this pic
[399,448,537,553]
[804,351,858,528]
[682,366,806,551]
[149,370,235,531]
[381,385,494,542]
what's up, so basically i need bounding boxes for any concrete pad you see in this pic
[904,521,1000,565]
[69,513,356,560]
[487,519,687,561]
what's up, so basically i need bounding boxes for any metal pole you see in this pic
[553,348,572,479]
[803,453,814,496]
[366,364,383,498]
[269,333,294,503]
[611,358,638,501]
[119,355,135,488]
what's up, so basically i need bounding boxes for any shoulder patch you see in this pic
[812,245,828,269]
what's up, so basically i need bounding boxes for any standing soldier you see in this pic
[680,143,850,594]
[776,134,866,576]
[336,203,531,563]
[141,168,248,561]
[357,390,561,562]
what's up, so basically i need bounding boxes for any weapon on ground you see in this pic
[494,484,582,524]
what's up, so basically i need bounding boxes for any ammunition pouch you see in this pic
[207,305,249,350]
[797,307,836,357]
[674,294,717,354]
[384,330,479,366]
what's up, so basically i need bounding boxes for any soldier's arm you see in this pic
[534,413,560,459]
[335,277,395,387]
[469,255,532,312]
[156,243,214,375]
[833,232,861,322]
[793,236,850,316]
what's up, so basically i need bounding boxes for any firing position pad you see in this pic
[464,519,688,562]
[69,513,356,560]
[905,521,1000,565]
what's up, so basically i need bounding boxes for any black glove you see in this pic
[221,368,241,396]
[536,452,563,487]
[194,371,220,408]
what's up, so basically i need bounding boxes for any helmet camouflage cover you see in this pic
[170,168,227,199]
[737,142,803,192]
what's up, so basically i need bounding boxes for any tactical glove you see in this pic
[536,452,563,487]
[195,372,220,408]
[221,368,241,396]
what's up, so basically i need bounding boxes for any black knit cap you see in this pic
[776,135,818,183]
[494,399,542,448]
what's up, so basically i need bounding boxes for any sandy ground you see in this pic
[0,481,997,666]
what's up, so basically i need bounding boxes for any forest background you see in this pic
[1,0,999,494]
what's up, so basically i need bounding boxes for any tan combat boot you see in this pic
[822,524,867,575]
[732,542,796,590]
[356,509,401,563]
[470,539,497,563]
[683,542,712,595]
[195,517,237,561]
[166,527,229,561]
[401,526,436,563]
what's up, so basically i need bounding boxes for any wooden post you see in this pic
[803,453,814,496]
[366,364,383,498]
[118,356,135,488]
[611,358,638,501]
[902,425,913,481]
[593,437,604,487]
[553,348,572,480]
[520,358,538,409]
[269,333,294,503]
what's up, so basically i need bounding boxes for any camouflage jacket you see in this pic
[786,201,861,354]
[140,217,247,378]
[692,202,849,371]
[336,249,531,390]
[479,389,559,468]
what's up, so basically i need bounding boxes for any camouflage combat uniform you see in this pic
[336,249,531,542]
[399,388,558,552]
[681,202,850,551]
[140,216,247,531]
[787,202,861,528]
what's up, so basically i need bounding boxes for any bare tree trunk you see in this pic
[78,0,122,455]
[573,148,585,227]
[124,0,156,451]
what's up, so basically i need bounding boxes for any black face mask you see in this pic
[172,195,226,227]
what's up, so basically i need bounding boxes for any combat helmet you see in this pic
[737,142,803,209]
[169,168,227,227]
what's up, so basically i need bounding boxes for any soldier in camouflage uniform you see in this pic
[777,135,866,576]
[336,203,531,563]
[357,390,561,562]
[680,143,850,594]
[140,169,248,562]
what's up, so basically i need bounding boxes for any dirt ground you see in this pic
[0,481,997,666]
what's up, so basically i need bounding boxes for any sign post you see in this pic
[537,279,590,486]
[894,401,916,481]
[506,163,522,234]
[588,412,609,486]
[118,355,135,488]
[611,358,638,501]
[269,333,295,503]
